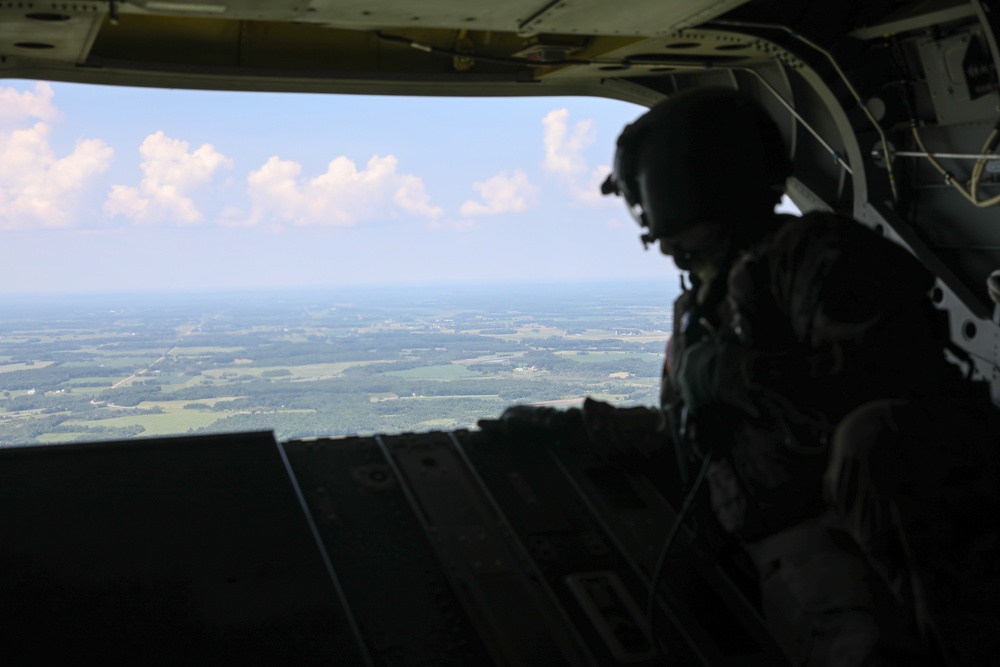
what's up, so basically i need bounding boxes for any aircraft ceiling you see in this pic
[0,0,765,97]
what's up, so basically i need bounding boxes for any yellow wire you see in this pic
[913,126,1000,208]
[971,129,999,204]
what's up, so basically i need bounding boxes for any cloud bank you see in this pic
[542,108,612,205]
[105,131,232,224]
[232,154,441,228]
[459,170,537,216]
[0,82,114,230]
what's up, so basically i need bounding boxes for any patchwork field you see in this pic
[0,283,674,445]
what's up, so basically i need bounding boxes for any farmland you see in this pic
[0,281,675,445]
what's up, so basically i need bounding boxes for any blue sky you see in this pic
[0,80,692,294]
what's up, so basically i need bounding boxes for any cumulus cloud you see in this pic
[231,154,441,228]
[0,83,113,231]
[542,109,594,176]
[541,108,613,205]
[0,81,60,126]
[459,170,537,216]
[104,131,232,224]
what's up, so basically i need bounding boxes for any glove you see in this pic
[673,336,760,419]
[478,404,585,438]
[579,397,665,459]
[479,399,667,459]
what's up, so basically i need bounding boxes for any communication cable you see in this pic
[645,446,714,649]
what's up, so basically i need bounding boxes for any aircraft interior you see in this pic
[1,1,998,663]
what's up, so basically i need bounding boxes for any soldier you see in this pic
[486,88,999,664]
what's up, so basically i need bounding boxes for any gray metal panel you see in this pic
[118,0,750,36]
[517,0,749,37]
[849,0,976,41]
[377,430,596,666]
[282,435,495,666]
[457,429,787,666]
[0,431,367,664]
[304,0,547,31]
[0,5,105,63]
[917,28,1000,125]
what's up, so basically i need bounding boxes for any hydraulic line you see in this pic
[875,149,1000,160]
[710,19,899,202]
[737,67,854,175]
[912,124,1000,208]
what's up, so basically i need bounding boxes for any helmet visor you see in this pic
[603,143,653,244]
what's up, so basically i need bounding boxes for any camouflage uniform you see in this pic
[666,211,1000,665]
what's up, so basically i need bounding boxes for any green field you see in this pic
[63,356,158,368]
[0,361,56,373]
[62,376,129,385]
[385,364,479,379]
[556,351,663,363]
[64,410,227,436]
[201,360,383,380]
[0,285,672,444]
[168,346,244,354]
[139,398,245,410]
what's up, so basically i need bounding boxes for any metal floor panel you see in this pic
[0,431,368,664]
[0,428,788,665]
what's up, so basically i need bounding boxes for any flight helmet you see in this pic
[602,88,792,247]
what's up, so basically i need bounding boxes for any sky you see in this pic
[0,79,691,295]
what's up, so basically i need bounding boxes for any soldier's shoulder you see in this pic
[771,210,911,256]
[769,210,934,298]
[775,210,872,237]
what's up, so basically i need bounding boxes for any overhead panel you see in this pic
[303,0,545,31]
[538,28,790,81]
[129,0,303,21]
[0,0,757,90]
[122,0,750,37]
[0,4,105,63]
[517,0,750,37]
